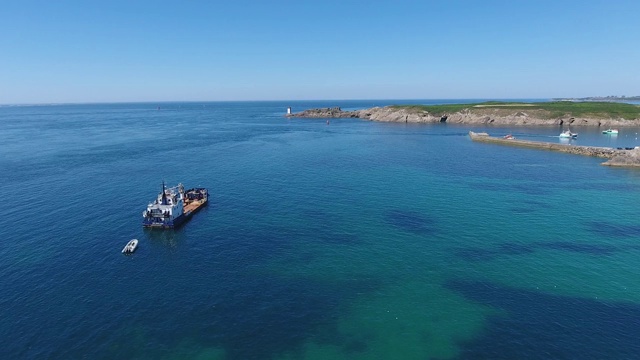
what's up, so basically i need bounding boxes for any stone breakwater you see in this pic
[468,131,640,167]
[287,106,640,127]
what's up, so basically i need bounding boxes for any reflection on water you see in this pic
[144,228,184,248]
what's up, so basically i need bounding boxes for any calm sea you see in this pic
[2,100,640,359]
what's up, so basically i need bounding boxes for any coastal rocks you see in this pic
[602,148,640,167]
[288,106,438,123]
[288,106,640,127]
[359,107,425,123]
[442,111,560,126]
[286,107,359,118]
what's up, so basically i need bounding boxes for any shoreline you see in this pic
[286,103,640,168]
[286,102,640,127]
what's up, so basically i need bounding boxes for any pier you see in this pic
[468,131,622,158]
[468,131,640,167]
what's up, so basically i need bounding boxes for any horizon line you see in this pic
[0,97,557,107]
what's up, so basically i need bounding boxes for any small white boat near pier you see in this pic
[122,239,138,254]
[559,130,578,139]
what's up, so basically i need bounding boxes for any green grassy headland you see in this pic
[391,101,640,120]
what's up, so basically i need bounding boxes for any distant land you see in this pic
[554,96,640,101]
[288,101,640,127]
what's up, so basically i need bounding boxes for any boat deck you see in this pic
[184,199,207,214]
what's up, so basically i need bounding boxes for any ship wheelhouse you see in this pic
[142,183,186,228]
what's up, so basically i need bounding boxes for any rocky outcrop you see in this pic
[602,148,640,167]
[288,106,640,127]
[286,107,360,118]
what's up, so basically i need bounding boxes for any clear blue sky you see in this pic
[1,0,638,103]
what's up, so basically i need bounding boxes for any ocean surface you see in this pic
[2,100,640,359]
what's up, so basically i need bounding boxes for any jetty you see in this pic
[468,131,640,167]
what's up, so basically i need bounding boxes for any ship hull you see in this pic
[142,213,188,229]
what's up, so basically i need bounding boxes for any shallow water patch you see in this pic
[456,240,618,262]
[539,241,617,255]
[384,209,437,235]
[448,279,640,359]
[102,275,379,360]
[282,280,492,360]
[585,221,640,238]
[509,207,538,214]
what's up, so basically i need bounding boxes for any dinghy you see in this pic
[122,239,138,254]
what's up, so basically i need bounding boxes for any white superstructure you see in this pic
[142,183,185,228]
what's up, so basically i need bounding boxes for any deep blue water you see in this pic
[2,100,640,359]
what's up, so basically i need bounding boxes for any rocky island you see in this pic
[287,101,640,127]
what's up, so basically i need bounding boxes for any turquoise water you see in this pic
[2,100,640,359]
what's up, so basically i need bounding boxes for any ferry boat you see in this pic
[142,182,209,229]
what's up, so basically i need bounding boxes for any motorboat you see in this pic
[503,134,515,140]
[122,239,138,254]
[559,130,578,139]
[603,129,619,135]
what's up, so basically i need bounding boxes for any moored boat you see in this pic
[559,130,578,139]
[142,182,208,229]
[603,128,619,135]
[122,239,138,254]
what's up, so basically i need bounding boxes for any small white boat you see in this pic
[122,239,138,254]
[603,128,619,135]
[559,130,578,139]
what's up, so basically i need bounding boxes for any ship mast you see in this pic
[161,180,167,205]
